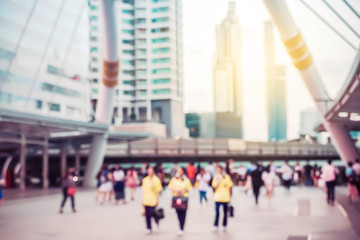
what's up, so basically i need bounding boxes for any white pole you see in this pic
[263,0,359,163]
[84,0,119,187]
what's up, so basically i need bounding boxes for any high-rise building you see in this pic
[89,0,184,137]
[0,0,92,121]
[300,108,321,137]
[213,1,243,138]
[264,21,287,141]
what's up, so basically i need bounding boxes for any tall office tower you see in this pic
[213,1,243,138]
[264,21,287,141]
[300,108,321,137]
[89,0,184,137]
[0,1,92,120]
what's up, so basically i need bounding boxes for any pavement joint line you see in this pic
[335,201,348,218]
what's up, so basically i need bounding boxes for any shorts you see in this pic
[99,181,113,192]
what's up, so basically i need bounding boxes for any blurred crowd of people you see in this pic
[56,158,360,236]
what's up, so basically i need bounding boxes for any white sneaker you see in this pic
[212,226,218,232]
[145,229,152,235]
[222,226,227,232]
[178,230,184,236]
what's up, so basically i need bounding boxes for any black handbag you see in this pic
[153,208,165,223]
[171,197,188,210]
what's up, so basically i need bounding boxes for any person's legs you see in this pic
[253,185,260,204]
[222,203,228,227]
[70,195,75,211]
[326,181,335,204]
[199,191,206,204]
[145,206,155,230]
[60,188,68,208]
[214,202,220,227]
[176,209,186,230]
[204,191,208,202]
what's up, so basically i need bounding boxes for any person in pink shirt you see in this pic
[321,160,339,206]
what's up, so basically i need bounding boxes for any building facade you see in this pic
[264,21,287,141]
[89,0,184,137]
[0,0,92,121]
[300,108,321,137]
[212,1,243,138]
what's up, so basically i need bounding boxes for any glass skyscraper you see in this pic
[264,21,287,141]
[0,0,92,121]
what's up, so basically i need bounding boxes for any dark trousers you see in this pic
[326,180,336,203]
[284,180,292,190]
[253,185,261,204]
[176,209,187,230]
[199,191,207,204]
[145,206,156,230]
[214,202,228,227]
[61,188,75,208]
[356,180,360,196]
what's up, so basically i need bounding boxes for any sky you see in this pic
[181,0,360,141]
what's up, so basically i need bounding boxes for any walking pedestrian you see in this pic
[113,165,126,205]
[262,166,276,200]
[142,167,163,235]
[212,165,233,232]
[126,166,139,201]
[0,174,4,206]
[186,162,197,186]
[250,164,263,205]
[196,168,211,205]
[294,161,303,185]
[59,168,77,213]
[304,161,313,186]
[321,160,339,205]
[313,164,321,187]
[278,161,293,191]
[353,159,360,196]
[345,162,358,204]
[168,167,192,236]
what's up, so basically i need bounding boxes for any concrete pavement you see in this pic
[0,186,359,240]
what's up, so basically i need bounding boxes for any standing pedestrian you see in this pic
[186,162,197,186]
[59,169,77,213]
[294,161,303,185]
[304,161,313,186]
[345,162,358,204]
[250,164,263,205]
[142,167,163,235]
[352,159,360,196]
[99,171,114,204]
[168,167,192,236]
[196,168,211,205]
[212,165,233,232]
[262,166,276,200]
[313,164,321,187]
[113,165,126,205]
[126,166,139,201]
[278,161,293,191]
[321,160,339,205]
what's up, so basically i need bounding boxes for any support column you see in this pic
[19,132,26,190]
[83,0,118,187]
[42,137,49,189]
[75,147,81,174]
[147,100,152,121]
[263,0,360,163]
[60,143,67,178]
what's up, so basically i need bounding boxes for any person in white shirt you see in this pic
[278,161,293,191]
[262,167,277,199]
[205,162,216,177]
[321,159,339,205]
[196,168,211,205]
[236,164,247,186]
[113,165,126,205]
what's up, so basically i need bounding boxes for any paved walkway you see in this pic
[0,186,359,240]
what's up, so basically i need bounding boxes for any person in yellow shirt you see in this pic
[168,167,192,236]
[212,165,233,232]
[142,167,162,235]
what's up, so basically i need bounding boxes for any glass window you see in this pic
[89,5,98,11]
[122,0,134,4]
[48,102,61,112]
[136,69,147,75]
[152,47,170,53]
[152,89,170,94]
[122,9,134,15]
[152,17,169,23]
[123,50,135,55]
[122,29,134,35]
[92,78,98,83]
[152,58,170,64]
[152,78,170,84]
[42,83,81,98]
[135,18,146,24]
[122,19,134,25]
[123,80,134,85]
[90,47,98,52]
[152,7,169,13]
[47,65,65,76]
[0,48,15,60]
[91,26,98,31]
[122,40,134,45]
[151,27,169,33]
[123,70,135,76]
[35,100,42,109]
[122,60,134,65]
[89,15,98,22]
[152,0,169,2]
[152,37,170,43]
[92,89,98,94]
[0,92,11,103]
[152,68,170,74]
